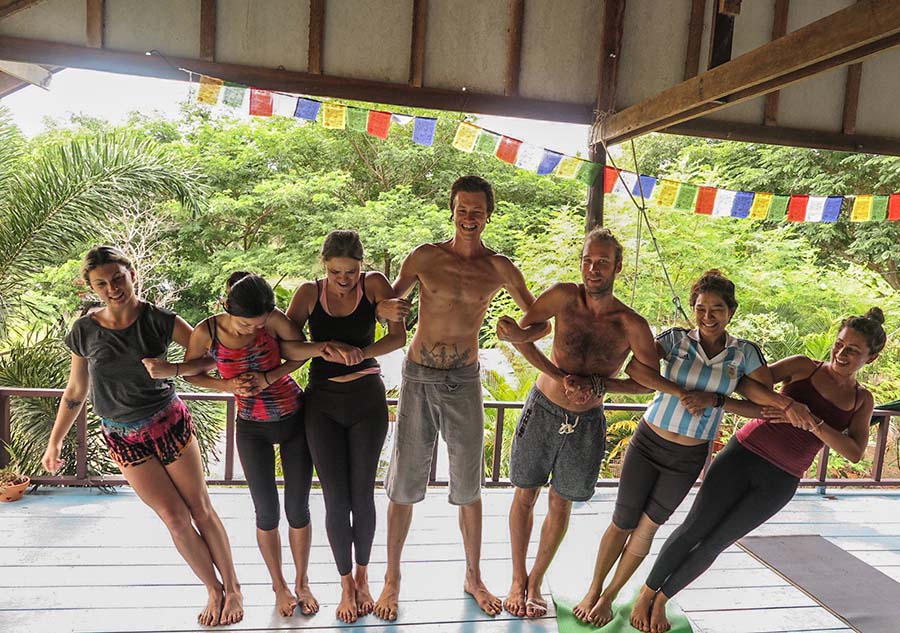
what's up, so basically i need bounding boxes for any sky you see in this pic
[0,68,593,156]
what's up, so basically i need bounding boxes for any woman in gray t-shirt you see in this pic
[41,246,245,627]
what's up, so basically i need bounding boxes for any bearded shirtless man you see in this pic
[372,176,548,621]
[496,227,675,619]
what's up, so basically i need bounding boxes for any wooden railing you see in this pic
[1,387,897,490]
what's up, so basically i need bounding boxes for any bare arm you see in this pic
[500,257,551,341]
[143,316,216,378]
[41,354,89,473]
[362,272,407,359]
[507,285,567,383]
[809,391,873,462]
[624,336,687,398]
[737,355,818,428]
[180,319,252,394]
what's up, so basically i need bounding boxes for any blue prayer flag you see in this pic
[294,98,321,121]
[823,196,843,222]
[536,150,563,175]
[413,117,437,146]
[730,191,755,218]
[633,175,657,198]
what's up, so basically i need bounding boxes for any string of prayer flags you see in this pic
[787,195,843,222]
[197,75,224,104]
[367,110,392,139]
[536,150,563,176]
[496,136,522,164]
[412,117,437,146]
[474,130,501,154]
[322,103,347,129]
[452,122,480,152]
[249,89,273,116]
[294,97,321,121]
[346,107,369,132]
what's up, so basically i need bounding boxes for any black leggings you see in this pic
[645,438,798,597]
[305,375,389,576]
[613,420,709,529]
[236,411,313,531]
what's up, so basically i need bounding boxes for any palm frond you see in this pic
[0,108,25,202]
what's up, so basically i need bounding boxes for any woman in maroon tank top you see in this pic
[632,308,887,633]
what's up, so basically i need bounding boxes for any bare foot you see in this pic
[464,576,502,617]
[588,594,614,627]
[572,586,602,622]
[524,585,548,619]
[503,578,527,617]
[336,582,358,623]
[198,589,223,627]
[630,585,656,632]
[355,579,375,617]
[649,594,671,633]
[219,589,244,625]
[274,584,297,617]
[374,578,400,621]
[295,583,319,616]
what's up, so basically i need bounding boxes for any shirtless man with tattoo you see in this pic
[372,175,548,621]
[495,227,669,619]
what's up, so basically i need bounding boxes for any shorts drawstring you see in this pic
[558,413,580,435]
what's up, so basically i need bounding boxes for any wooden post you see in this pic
[763,0,790,126]
[200,0,216,62]
[504,0,525,96]
[224,397,235,481]
[308,0,325,75]
[86,0,104,49]
[492,407,505,482]
[75,406,88,481]
[872,413,890,482]
[408,0,427,87]
[585,145,606,230]
[684,0,706,80]
[0,395,10,469]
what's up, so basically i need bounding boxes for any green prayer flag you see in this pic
[575,161,603,186]
[673,183,699,211]
[346,107,368,132]
[872,195,889,221]
[221,81,245,108]
[474,130,500,154]
[769,195,790,221]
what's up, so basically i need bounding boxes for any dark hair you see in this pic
[81,245,132,284]
[321,229,364,261]
[225,271,251,290]
[450,175,495,215]
[690,269,738,311]
[225,274,275,318]
[584,226,623,265]
[841,307,887,355]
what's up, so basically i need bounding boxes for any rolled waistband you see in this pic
[402,357,480,384]
[530,385,604,419]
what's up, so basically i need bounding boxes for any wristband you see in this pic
[589,374,606,398]
[264,371,272,386]
[714,393,725,408]
[782,399,795,414]
[174,363,180,377]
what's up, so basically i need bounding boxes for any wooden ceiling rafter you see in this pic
[200,0,216,62]
[503,0,524,96]
[683,0,706,80]
[708,0,737,70]
[596,0,900,146]
[0,35,592,123]
[408,0,427,88]
[842,62,863,135]
[0,0,43,20]
[763,0,790,126]
[308,0,324,75]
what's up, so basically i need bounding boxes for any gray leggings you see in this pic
[613,420,709,529]
[645,438,798,597]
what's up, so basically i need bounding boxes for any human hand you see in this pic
[782,400,818,431]
[496,316,527,343]
[679,391,716,416]
[41,442,64,473]
[225,374,257,396]
[142,358,175,378]
[376,298,412,322]
[563,375,593,406]
[240,371,269,394]
[322,342,365,365]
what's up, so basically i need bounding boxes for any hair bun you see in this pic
[702,269,725,278]
[865,307,885,325]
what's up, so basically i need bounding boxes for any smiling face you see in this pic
[831,327,877,375]
[451,190,490,240]
[325,256,362,292]
[88,263,137,307]
[692,291,735,340]
[581,239,622,296]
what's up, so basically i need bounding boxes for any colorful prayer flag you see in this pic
[294,98,321,121]
[536,150,562,176]
[249,89,273,116]
[197,75,223,104]
[412,117,437,146]
[731,191,755,219]
[515,144,544,172]
[633,175,657,199]
[673,183,698,211]
[367,110,392,139]
[222,81,245,108]
[603,167,620,193]
[822,196,843,222]
[712,190,737,217]
[889,194,900,220]
[695,186,717,215]
[272,94,297,117]
[474,130,501,154]
[769,195,790,221]
[346,107,368,132]
[872,195,889,221]
[575,160,603,186]
[749,192,773,220]
[611,171,638,196]
[391,114,413,125]
[322,103,347,129]
[452,122,479,152]
[555,156,580,179]
[787,195,810,222]
[496,136,522,164]
[655,180,679,207]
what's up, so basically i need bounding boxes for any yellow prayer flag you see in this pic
[452,122,479,152]
[749,192,773,219]
[655,180,679,208]
[323,103,347,129]
[197,75,224,105]
[555,156,580,179]
[851,195,872,222]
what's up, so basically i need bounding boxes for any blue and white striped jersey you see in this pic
[644,328,766,441]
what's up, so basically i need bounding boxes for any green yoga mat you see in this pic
[554,593,694,633]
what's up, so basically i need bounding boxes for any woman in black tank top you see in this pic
[286,230,406,623]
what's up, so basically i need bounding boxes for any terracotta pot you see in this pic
[711,440,726,454]
[0,475,30,502]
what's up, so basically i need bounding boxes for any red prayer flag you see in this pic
[367,110,392,139]
[249,89,273,116]
[694,186,717,215]
[889,194,900,221]
[787,195,810,222]
[603,166,619,193]
[495,136,522,164]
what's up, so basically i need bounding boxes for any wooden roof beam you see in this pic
[597,0,900,146]
[0,35,592,123]
[0,0,44,20]
[200,0,216,61]
[708,0,738,70]
[842,62,862,135]
[504,0,524,96]
[408,0,427,87]
[763,0,790,126]
[86,0,104,49]
[308,0,324,75]
[683,0,706,80]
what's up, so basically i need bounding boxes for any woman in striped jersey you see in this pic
[633,308,885,633]
[573,270,816,628]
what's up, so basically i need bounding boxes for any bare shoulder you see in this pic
[619,303,651,329]
[192,316,214,343]
[364,271,393,298]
